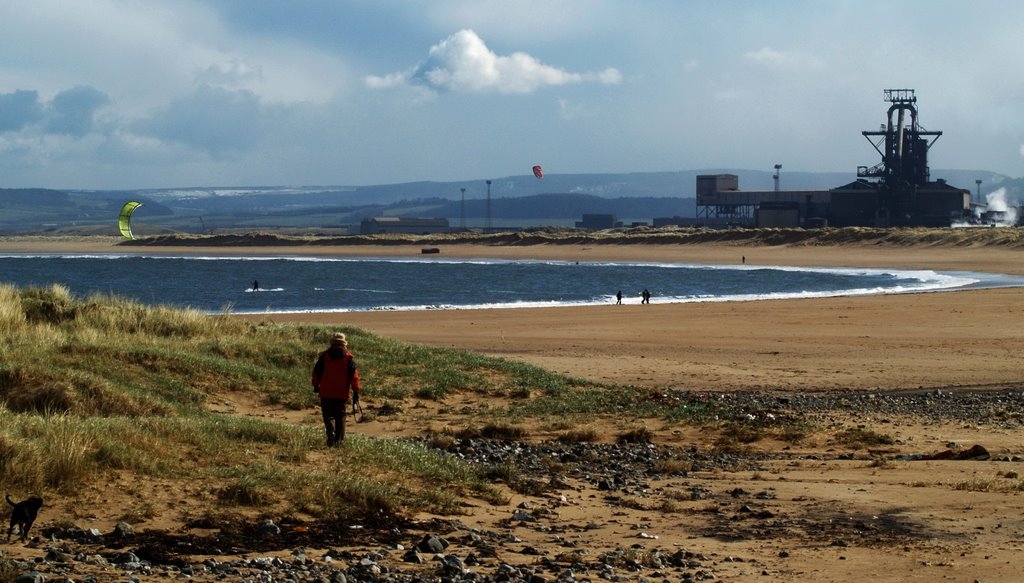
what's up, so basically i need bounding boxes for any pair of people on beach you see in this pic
[311,332,361,446]
[616,289,651,304]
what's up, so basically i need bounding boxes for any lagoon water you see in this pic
[0,253,1013,314]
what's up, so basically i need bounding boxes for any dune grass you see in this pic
[0,283,763,522]
[0,283,526,517]
[121,225,1024,251]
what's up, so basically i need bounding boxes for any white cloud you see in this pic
[557,98,596,121]
[743,47,824,72]
[366,29,621,94]
[364,71,410,90]
[196,58,263,88]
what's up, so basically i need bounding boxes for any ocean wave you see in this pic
[231,273,996,315]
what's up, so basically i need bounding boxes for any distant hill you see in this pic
[0,188,174,235]
[1,168,1015,235]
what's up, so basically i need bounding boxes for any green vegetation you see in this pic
[832,426,895,449]
[0,283,798,523]
[0,283,531,518]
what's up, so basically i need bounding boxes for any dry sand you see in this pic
[4,236,1024,582]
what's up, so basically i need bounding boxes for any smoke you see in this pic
[985,187,1018,226]
[953,187,1019,227]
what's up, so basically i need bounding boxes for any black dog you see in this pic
[6,494,43,542]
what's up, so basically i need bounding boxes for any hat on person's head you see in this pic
[331,332,347,346]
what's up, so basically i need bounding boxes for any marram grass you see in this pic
[0,284,579,519]
[0,283,756,521]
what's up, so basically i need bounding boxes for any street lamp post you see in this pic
[485,180,492,231]
[460,187,466,229]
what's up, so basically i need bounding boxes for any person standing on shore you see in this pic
[616,290,623,304]
[641,288,651,304]
[311,332,361,446]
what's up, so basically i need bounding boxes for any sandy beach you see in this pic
[5,235,1024,582]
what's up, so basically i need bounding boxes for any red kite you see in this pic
[532,165,543,179]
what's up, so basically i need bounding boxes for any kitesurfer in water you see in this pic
[252,280,260,292]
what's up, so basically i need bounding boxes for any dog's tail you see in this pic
[5,494,14,507]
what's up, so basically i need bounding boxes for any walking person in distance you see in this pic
[311,332,361,446]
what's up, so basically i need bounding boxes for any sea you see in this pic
[1,253,1020,314]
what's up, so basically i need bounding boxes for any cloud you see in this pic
[134,85,268,155]
[45,86,111,136]
[0,90,45,132]
[366,29,621,94]
[0,86,109,137]
[557,98,596,121]
[195,58,263,88]
[743,47,824,71]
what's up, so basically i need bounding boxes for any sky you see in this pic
[1,0,1023,190]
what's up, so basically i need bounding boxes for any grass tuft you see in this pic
[557,427,600,443]
[617,425,654,444]
[833,427,895,449]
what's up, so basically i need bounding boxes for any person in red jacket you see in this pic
[311,332,361,446]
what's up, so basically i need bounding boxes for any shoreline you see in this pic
[5,236,1024,393]
[4,233,1024,272]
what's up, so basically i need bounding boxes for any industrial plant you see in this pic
[696,89,976,228]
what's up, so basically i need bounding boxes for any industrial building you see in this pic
[696,174,830,227]
[575,214,622,229]
[695,89,972,228]
[359,217,449,235]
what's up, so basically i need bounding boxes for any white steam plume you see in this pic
[985,187,1018,226]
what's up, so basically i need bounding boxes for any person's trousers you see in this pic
[320,397,346,445]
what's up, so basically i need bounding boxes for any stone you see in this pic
[416,534,449,554]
